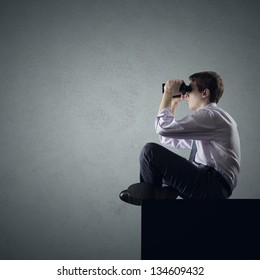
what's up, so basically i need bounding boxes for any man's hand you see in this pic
[164,79,183,97]
[159,79,185,115]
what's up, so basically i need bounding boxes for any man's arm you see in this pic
[158,79,184,115]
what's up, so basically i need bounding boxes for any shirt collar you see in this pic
[200,102,217,110]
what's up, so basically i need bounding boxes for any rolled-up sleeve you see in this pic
[155,108,191,148]
[155,107,218,145]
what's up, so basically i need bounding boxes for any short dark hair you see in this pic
[189,71,224,103]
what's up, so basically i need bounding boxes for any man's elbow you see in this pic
[155,126,168,137]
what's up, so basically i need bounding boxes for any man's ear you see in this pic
[202,88,210,99]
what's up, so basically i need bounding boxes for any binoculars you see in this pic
[162,82,192,97]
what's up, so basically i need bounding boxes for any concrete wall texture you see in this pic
[0,0,260,259]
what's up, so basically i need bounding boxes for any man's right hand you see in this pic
[164,79,183,97]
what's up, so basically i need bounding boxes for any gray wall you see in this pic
[0,0,259,259]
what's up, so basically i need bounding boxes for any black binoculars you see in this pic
[162,82,192,97]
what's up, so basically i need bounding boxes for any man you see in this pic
[120,71,240,204]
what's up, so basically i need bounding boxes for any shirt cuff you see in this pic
[157,107,173,117]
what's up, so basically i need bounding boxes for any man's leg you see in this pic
[139,143,208,199]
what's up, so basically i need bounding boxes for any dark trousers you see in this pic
[139,143,231,199]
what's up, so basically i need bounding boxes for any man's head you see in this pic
[188,71,224,104]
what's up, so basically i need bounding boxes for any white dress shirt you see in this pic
[155,103,241,189]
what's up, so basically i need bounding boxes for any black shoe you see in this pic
[119,183,156,206]
[119,190,142,206]
[119,183,178,206]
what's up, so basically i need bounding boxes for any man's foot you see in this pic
[119,183,179,206]
[119,190,142,206]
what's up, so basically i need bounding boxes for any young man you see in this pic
[120,71,240,204]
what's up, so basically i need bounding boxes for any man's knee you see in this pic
[139,142,161,163]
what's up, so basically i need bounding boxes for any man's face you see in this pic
[184,81,205,111]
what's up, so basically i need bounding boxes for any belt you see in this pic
[205,166,232,197]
